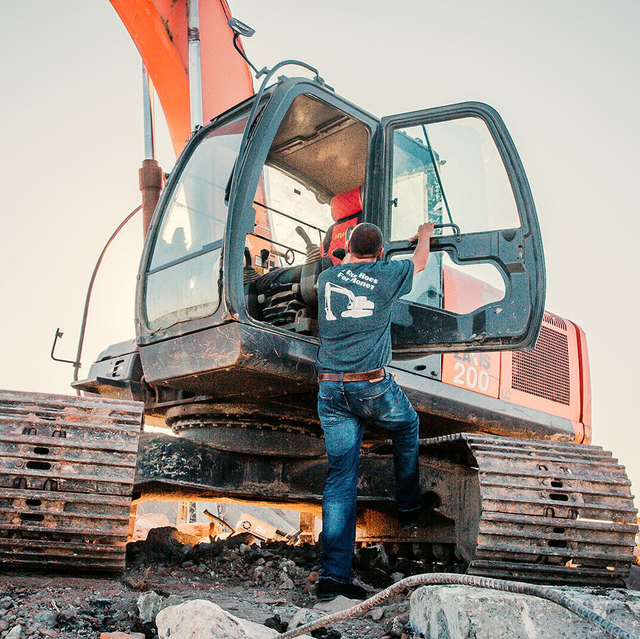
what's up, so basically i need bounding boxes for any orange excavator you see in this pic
[0,0,636,585]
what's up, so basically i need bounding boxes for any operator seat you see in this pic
[321,188,363,265]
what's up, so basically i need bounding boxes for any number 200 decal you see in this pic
[452,361,490,392]
[443,353,499,398]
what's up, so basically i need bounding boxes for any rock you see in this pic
[188,539,225,562]
[99,633,145,639]
[225,532,256,548]
[395,610,409,624]
[370,607,384,621]
[136,591,184,624]
[409,585,640,638]
[313,596,359,614]
[220,550,238,563]
[254,565,278,584]
[353,544,393,587]
[6,625,22,639]
[33,611,57,627]
[127,526,195,564]
[387,610,410,637]
[289,608,321,629]
[354,544,389,571]
[263,614,288,632]
[388,616,404,637]
[280,576,295,590]
[156,599,313,638]
[390,572,404,583]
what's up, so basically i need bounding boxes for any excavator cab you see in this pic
[133,77,544,401]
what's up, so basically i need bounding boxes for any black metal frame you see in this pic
[379,102,546,355]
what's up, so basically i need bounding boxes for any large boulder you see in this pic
[409,585,640,638]
[156,600,312,639]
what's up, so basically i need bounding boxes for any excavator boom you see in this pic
[109,0,253,154]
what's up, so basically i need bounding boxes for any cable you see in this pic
[72,205,142,388]
[278,573,636,639]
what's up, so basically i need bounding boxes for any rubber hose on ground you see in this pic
[278,573,636,639]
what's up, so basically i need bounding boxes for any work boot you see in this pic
[316,578,368,601]
[398,491,440,529]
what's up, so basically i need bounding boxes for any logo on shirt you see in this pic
[324,282,374,321]
[336,269,379,290]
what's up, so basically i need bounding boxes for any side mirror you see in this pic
[227,18,255,38]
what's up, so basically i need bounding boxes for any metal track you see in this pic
[424,433,638,587]
[0,389,143,572]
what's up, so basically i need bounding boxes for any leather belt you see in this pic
[318,368,385,382]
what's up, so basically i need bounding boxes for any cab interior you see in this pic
[243,93,371,334]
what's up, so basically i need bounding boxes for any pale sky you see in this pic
[1,1,639,493]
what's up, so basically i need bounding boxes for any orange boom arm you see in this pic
[109,0,254,155]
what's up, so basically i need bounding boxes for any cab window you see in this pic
[144,117,246,331]
[389,117,515,316]
[390,117,521,240]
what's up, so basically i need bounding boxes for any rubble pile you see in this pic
[0,588,143,638]
[127,526,447,593]
[0,527,417,639]
[2,524,637,638]
[126,527,323,602]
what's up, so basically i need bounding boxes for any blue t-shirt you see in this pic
[316,259,414,372]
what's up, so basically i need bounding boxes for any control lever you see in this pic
[295,225,314,248]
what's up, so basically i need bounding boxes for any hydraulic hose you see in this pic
[278,573,636,639]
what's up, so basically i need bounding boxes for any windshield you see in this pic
[144,116,247,331]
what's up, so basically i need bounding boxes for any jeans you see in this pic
[317,372,421,583]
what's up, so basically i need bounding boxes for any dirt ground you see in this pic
[0,529,416,639]
[1,528,638,639]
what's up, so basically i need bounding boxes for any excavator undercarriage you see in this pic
[137,431,637,587]
[0,389,636,586]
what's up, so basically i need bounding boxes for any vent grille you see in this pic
[543,312,567,330]
[512,326,571,405]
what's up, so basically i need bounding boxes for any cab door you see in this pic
[374,102,545,356]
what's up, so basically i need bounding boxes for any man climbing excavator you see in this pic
[0,0,636,587]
